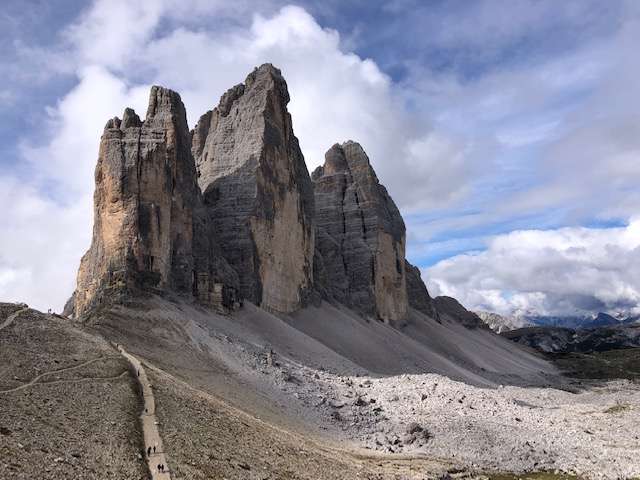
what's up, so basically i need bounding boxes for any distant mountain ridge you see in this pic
[476,310,639,333]
[502,324,640,353]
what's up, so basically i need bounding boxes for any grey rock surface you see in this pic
[312,141,408,324]
[193,64,315,313]
[433,296,487,329]
[405,260,439,320]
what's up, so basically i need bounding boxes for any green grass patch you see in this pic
[547,347,640,380]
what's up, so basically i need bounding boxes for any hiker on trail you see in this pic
[153,445,156,453]
[147,446,151,456]
[157,463,161,472]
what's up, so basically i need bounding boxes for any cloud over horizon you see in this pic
[427,219,640,317]
[0,0,639,315]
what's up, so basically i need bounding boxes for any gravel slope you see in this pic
[89,296,640,479]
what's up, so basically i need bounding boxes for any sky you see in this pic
[1,0,639,317]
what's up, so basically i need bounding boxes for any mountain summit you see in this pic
[67,64,448,325]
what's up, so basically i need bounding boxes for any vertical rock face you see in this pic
[405,260,439,320]
[192,64,315,313]
[73,86,237,316]
[71,64,444,324]
[312,142,408,324]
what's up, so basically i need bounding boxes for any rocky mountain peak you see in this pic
[71,84,240,316]
[69,64,448,327]
[120,107,141,129]
[146,85,187,122]
[312,141,408,325]
[192,62,314,313]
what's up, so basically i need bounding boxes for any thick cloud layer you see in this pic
[1,1,639,315]
[427,220,640,317]
[0,3,472,311]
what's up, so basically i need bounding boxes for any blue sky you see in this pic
[1,0,639,316]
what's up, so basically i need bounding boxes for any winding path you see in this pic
[117,345,172,480]
[0,307,28,332]
[0,357,117,394]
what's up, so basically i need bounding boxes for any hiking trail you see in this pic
[117,345,172,480]
[0,307,28,331]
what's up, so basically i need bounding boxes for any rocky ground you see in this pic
[0,304,146,479]
[3,300,640,479]
[148,367,457,480]
[94,298,640,480]
[245,350,640,479]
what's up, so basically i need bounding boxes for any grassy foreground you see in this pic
[547,347,640,380]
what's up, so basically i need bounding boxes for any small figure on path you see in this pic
[153,445,156,453]
[157,463,161,472]
[147,446,151,456]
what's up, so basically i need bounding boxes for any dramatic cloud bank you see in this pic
[1,2,472,311]
[1,0,639,314]
[427,220,640,317]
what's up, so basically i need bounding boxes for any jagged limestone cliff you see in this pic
[73,87,238,316]
[312,142,408,325]
[70,64,445,326]
[192,64,315,313]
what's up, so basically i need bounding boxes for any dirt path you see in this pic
[0,357,113,394]
[0,307,28,331]
[117,346,172,480]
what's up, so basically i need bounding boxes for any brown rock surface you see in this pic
[73,86,237,317]
[312,141,408,324]
[193,64,315,313]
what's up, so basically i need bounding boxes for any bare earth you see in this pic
[91,296,640,479]
[2,298,639,479]
[0,306,146,479]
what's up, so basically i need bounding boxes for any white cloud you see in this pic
[1,2,472,310]
[0,177,91,312]
[426,220,640,317]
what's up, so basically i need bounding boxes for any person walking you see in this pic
[147,446,151,456]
